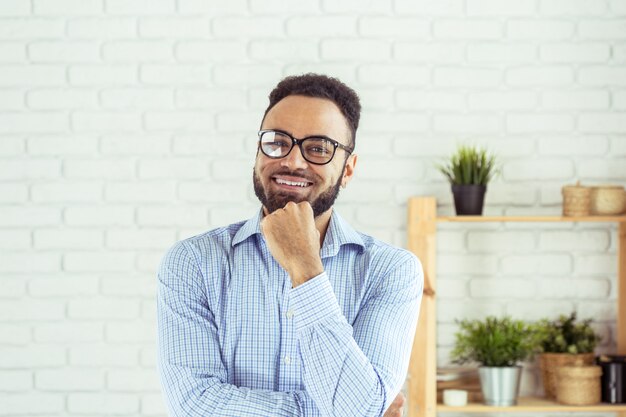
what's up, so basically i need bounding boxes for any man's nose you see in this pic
[280,145,309,169]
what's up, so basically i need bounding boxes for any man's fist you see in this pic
[383,392,406,417]
[260,201,324,287]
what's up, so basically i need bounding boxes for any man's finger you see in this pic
[392,392,405,406]
[383,392,406,417]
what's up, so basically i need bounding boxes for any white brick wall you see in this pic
[2,2,625,416]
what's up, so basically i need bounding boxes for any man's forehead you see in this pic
[262,95,351,142]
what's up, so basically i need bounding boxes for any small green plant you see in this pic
[535,312,601,354]
[451,316,539,367]
[437,145,498,185]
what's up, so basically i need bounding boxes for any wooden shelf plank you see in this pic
[437,215,626,223]
[438,396,626,412]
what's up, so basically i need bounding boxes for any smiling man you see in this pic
[157,74,423,417]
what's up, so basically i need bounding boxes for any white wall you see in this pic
[1,0,625,415]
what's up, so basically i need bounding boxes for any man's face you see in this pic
[253,95,357,217]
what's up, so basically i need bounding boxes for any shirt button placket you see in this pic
[284,310,295,369]
[285,310,294,365]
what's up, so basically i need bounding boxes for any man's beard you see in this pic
[253,168,343,218]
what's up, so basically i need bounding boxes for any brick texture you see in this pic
[2,3,624,415]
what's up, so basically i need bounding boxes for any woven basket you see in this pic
[590,185,626,215]
[562,183,591,216]
[555,365,602,405]
[539,353,595,398]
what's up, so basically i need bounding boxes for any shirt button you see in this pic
[284,355,291,365]
[286,310,294,319]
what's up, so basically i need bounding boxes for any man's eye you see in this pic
[266,140,289,148]
[308,146,330,154]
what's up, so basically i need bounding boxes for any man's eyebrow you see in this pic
[304,133,337,142]
[270,128,338,143]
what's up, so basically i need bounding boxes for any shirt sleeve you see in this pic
[289,252,423,417]
[157,240,316,417]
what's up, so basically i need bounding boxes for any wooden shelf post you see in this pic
[407,197,437,417]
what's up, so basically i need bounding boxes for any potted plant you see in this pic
[437,145,498,215]
[535,312,602,399]
[451,316,539,406]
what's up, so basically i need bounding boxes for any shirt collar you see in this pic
[320,209,365,258]
[232,208,264,247]
[232,207,365,257]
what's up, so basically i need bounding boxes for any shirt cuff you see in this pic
[289,272,343,332]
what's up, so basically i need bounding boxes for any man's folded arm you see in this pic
[156,241,316,417]
[290,252,423,417]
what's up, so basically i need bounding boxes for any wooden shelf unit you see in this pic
[406,196,626,417]
[438,397,626,413]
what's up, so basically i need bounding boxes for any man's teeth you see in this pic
[275,178,309,187]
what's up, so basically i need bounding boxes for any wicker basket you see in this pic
[539,353,595,399]
[590,185,626,215]
[562,183,591,216]
[555,365,602,405]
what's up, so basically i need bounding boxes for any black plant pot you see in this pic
[597,355,626,404]
[452,184,487,215]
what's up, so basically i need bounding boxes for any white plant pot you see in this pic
[478,366,522,406]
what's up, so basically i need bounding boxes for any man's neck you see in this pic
[314,208,332,247]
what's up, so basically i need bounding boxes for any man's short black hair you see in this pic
[262,73,361,149]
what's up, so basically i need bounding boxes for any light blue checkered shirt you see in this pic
[157,208,423,417]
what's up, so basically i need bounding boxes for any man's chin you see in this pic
[265,194,310,213]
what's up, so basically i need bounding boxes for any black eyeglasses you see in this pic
[258,129,353,166]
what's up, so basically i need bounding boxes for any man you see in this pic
[157,74,423,417]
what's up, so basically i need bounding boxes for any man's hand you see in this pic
[260,201,324,287]
[383,392,406,417]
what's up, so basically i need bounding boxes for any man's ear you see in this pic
[341,154,357,188]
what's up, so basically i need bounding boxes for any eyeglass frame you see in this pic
[257,129,354,166]
[258,129,354,165]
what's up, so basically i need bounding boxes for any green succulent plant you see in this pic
[437,145,498,185]
[451,316,540,367]
[535,312,601,354]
